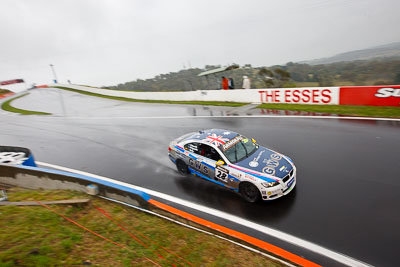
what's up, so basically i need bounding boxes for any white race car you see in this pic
[168,129,296,202]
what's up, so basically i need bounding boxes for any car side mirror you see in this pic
[216,160,225,166]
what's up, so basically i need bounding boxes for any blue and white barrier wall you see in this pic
[0,146,36,167]
[0,145,150,208]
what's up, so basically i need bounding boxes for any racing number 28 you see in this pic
[215,166,228,182]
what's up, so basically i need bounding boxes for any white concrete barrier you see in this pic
[53,84,261,103]
[53,84,342,105]
[51,84,400,106]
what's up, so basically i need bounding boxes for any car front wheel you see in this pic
[239,182,261,203]
[176,160,189,175]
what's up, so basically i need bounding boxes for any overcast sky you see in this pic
[1,0,399,89]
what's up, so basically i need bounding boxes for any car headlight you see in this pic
[261,181,279,188]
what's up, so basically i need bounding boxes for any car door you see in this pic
[197,143,231,186]
[184,142,232,187]
[184,142,212,178]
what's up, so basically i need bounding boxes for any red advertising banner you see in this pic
[257,87,340,105]
[0,92,15,99]
[0,79,24,86]
[339,86,400,107]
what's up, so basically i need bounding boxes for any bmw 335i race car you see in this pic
[168,129,296,202]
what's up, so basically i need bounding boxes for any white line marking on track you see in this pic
[37,161,372,267]
[27,115,400,121]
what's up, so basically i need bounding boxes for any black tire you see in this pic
[239,182,261,203]
[176,160,189,175]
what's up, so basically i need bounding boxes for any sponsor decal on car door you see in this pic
[188,157,209,176]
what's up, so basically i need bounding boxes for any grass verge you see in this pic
[1,93,51,115]
[257,103,400,118]
[0,188,282,266]
[55,85,400,118]
[55,86,247,107]
[0,89,12,95]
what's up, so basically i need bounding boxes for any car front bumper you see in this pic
[261,169,297,200]
[168,153,176,163]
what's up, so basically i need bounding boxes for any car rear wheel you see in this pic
[239,182,261,203]
[176,160,189,175]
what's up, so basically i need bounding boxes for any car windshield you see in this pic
[221,136,259,163]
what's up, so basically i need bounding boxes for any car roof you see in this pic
[182,129,239,141]
[179,129,241,150]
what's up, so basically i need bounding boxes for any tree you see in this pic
[108,58,400,91]
[204,65,220,70]
[274,68,291,82]
[316,74,333,86]
[257,68,274,87]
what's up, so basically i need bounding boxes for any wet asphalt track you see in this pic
[1,88,400,266]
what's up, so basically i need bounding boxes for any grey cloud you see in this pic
[0,0,399,89]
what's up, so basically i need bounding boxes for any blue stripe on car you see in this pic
[168,154,176,163]
[189,154,197,160]
[228,174,240,181]
[189,168,239,192]
[175,145,185,152]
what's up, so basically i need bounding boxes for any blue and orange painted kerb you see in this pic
[148,199,320,267]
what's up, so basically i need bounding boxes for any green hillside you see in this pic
[302,42,400,65]
[108,58,400,91]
